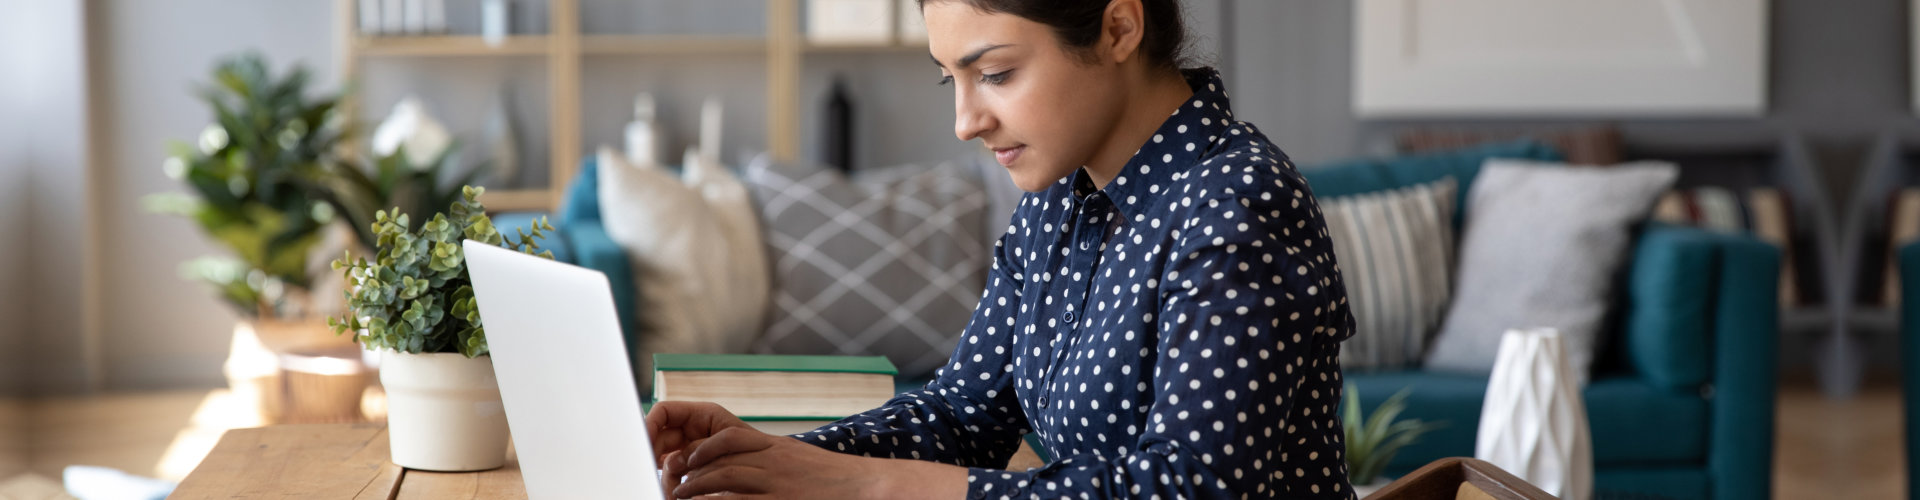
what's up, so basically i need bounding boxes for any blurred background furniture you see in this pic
[1864,131,1920,500]
[1311,138,1792,500]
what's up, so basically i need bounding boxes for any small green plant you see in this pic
[1342,383,1446,485]
[329,186,553,358]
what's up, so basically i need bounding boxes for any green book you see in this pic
[651,354,900,420]
[652,353,898,375]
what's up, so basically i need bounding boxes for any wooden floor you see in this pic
[0,380,1906,499]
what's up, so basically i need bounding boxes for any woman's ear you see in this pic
[1100,0,1147,65]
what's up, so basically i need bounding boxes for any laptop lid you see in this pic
[463,240,663,500]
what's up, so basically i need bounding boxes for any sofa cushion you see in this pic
[1346,371,1708,473]
[742,155,989,379]
[1424,160,1679,382]
[1622,223,1718,390]
[597,148,739,386]
[1298,140,1563,227]
[1323,178,1458,371]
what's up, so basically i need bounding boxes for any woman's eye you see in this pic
[980,71,1011,85]
[937,75,953,86]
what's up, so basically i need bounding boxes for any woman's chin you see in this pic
[1007,165,1070,193]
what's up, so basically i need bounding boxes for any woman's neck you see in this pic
[1082,70,1195,190]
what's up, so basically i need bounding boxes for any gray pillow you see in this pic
[742,154,989,379]
[1424,160,1678,382]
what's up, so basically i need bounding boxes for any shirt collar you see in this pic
[1075,68,1238,220]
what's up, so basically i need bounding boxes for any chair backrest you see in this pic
[1364,457,1558,500]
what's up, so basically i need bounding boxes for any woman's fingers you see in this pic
[684,427,776,470]
[660,450,687,493]
[673,463,767,498]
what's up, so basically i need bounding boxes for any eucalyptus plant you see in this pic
[1341,383,1446,486]
[146,53,348,318]
[329,186,553,358]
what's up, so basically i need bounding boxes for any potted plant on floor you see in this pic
[330,186,554,471]
[146,53,365,422]
[1343,383,1446,497]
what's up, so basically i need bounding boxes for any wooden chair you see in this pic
[1364,457,1558,500]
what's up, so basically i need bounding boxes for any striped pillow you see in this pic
[1323,177,1458,371]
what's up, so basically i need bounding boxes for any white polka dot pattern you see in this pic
[792,68,1358,499]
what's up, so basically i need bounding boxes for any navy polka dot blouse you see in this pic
[793,68,1358,499]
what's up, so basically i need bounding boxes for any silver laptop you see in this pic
[463,240,665,500]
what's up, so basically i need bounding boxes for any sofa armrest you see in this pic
[1624,223,1719,390]
[1705,232,1779,500]
[562,220,640,353]
[1898,241,1920,499]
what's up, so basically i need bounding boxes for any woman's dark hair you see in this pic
[919,0,1191,72]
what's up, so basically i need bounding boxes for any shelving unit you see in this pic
[334,0,927,213]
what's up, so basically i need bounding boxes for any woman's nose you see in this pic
[953,91,993,142]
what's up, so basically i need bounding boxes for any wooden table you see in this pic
[172,422,1049,498]
[170,423,526,499]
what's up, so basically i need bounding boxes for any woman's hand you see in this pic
[669,426,968,499]
[644,401,752,476]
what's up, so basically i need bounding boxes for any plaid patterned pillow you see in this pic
[742,155,990,378]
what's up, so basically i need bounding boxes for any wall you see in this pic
[0,2,35,399]
[1231,0,1902,204]
[28,0,94,397]
[1,0,89,476]
[3,0,91,397]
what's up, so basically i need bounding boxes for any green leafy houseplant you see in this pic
[147,53,349,318]
[321,143,492,252]
[1342,383,1446,486]
[329,186,553,358]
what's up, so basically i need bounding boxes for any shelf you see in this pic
[354,36,551,57]
[478,188,554,213]
[803,40,930,54]
[581,35,767,55]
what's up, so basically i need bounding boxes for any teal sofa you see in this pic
[1902,242,1920,500]
[1303,141,1778,500]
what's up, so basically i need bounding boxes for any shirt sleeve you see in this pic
[788,224,1032,468]
[962,190,1346,499]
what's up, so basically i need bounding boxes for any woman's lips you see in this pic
[993,145,1026,166]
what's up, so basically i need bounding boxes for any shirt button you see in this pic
[1039,395,1050,409]
[1079,241,1090,251]
[1063,311,1075,322]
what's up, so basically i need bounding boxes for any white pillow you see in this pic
[679,148,771,353]
[595,147,731,383]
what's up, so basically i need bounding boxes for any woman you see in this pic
[647,0,1356,497]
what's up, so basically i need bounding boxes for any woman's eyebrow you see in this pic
[930,44,1013,70]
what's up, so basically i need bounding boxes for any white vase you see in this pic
[1474,328,1593,500]
[481,84,521,188]
[381,351,510,471]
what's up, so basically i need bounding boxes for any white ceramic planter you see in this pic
[380,351,510,471]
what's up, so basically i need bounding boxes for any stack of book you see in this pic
[651,353,899,435]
